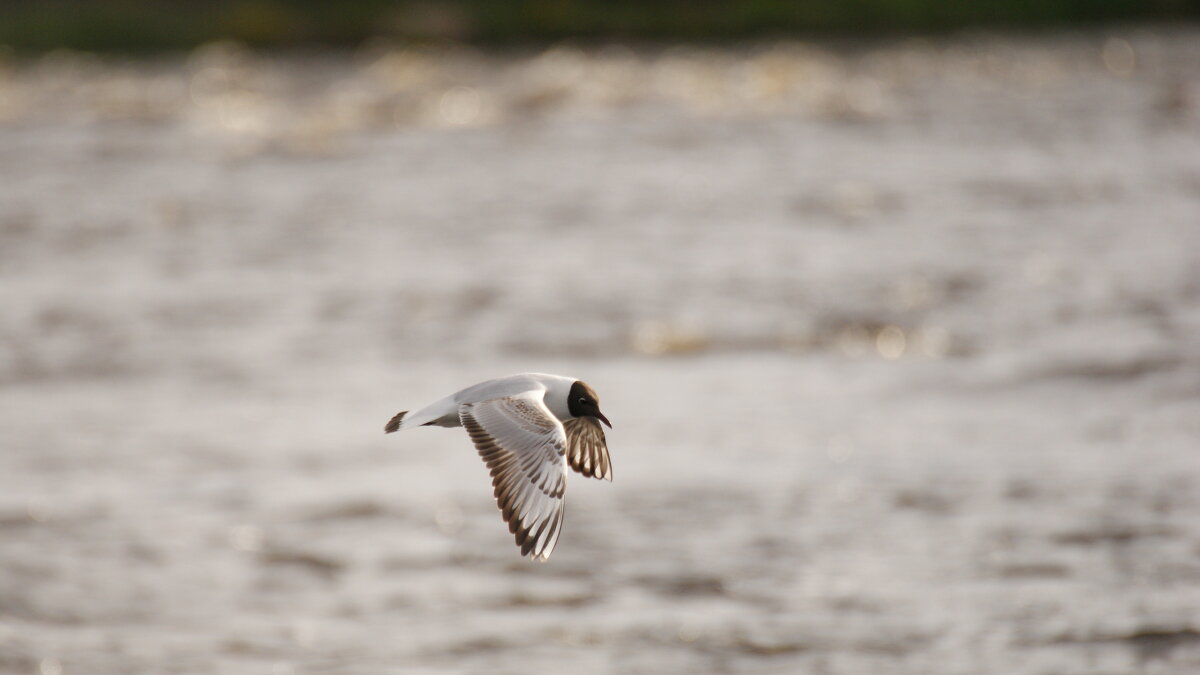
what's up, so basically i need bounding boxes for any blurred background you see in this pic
[3,2,1200,674]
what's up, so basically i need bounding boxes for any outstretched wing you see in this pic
[459,393,568,561]
[563,417,612,481]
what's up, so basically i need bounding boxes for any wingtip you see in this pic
[384,411,407,434]
[525,536,555,562]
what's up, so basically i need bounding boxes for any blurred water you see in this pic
[2,30,1200,674]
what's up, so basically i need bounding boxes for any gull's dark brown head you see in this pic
[567,380,611,428]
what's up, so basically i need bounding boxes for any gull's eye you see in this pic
[579,397,588,404]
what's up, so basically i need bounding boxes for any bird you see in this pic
[384,373,612,561]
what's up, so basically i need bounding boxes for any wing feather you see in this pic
[563,417,612,481]
[459,393,568,561]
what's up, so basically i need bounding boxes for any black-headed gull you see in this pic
[384,373,612,561]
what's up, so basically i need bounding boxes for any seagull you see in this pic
[384,373,612,561]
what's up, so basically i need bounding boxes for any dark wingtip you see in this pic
[384,411,407,434]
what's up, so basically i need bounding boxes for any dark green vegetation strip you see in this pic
[2,0,1198,52]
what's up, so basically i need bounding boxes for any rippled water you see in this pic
[2,30,1200,674]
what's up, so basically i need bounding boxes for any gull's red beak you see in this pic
[595,411,612,429]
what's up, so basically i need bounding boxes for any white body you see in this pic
[398,373,578,429]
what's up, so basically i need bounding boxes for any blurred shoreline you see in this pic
[3,1,1198,53]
